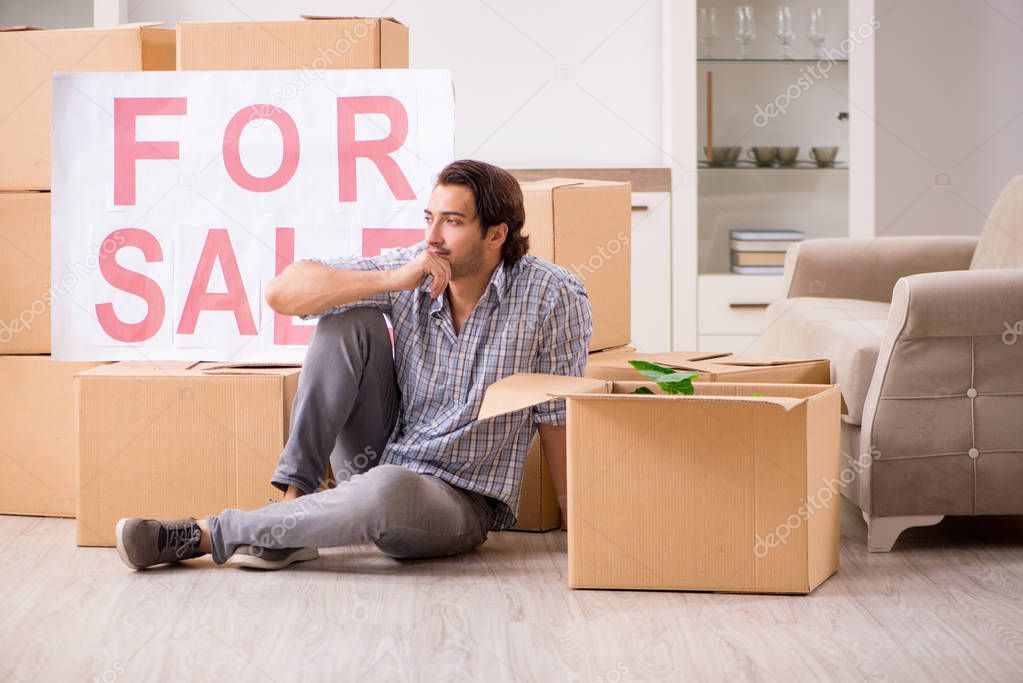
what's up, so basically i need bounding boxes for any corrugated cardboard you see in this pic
[76,361,301,546]
[585,346,832,385]
[177,17,408,70]
[511,437,561,532]
[0,25,175,190]
[521,179,631,352]
[0,192,50,353]
[0,356,106,517]
[480,375,842,594]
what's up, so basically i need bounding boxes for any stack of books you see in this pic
[729,229,805,275]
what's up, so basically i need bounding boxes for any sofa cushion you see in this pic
[754,297,890,424]
[970,175,1023,269]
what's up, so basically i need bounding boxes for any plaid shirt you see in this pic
[302,242,592,530]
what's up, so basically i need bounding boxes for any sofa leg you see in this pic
[861,512,944,552]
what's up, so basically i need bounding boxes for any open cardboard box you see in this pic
[586,346,832,385]
[480,374,842,594]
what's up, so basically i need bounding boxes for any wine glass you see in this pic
[698,7,717,58]
[775,6,795,59]
[734,6,755,59]
[808,7,827,59]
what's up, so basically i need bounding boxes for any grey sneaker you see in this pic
[115,517,205,570]
[228,545,319,570]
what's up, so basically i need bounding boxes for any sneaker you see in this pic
[115,517,205,570]
[228,545,319,570]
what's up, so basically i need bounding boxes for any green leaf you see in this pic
[628,359,697,396]
[752,391,762,397]
[632,386,655,394]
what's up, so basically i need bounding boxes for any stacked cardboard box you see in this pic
[76,362,302,546]
[0,24,173,518]
[510,178,632,531]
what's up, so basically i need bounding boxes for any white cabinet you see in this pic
[630,191,672,352]
[697,273,785,352]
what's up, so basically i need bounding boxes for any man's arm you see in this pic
[538,424,568,527]
[265,249,452,317]
[265,260,397,317]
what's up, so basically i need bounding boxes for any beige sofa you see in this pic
[756,176,1023,551]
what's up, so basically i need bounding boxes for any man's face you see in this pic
[423,183,492,280]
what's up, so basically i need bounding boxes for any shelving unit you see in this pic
[692,0,851,353]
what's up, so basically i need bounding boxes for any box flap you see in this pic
[199,362,302,376]
[300,15,407,27]
[720,355,828,367]
[478,374,607,420]
[0,26,40,32]
[596,381,808,412]
[520,178,586,192]
[114,21,166,29]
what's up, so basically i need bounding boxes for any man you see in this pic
[115,159,592,571]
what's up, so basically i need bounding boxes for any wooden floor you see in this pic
[1,497,1022,682]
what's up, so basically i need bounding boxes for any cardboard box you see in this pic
[521,179,631,352]
[0,356,106,517]
[76,361,301,546]
[0,24,174,190]
[0,192,51,353]
[480,375,842,594]
[585,347,832,385]
[511,438,561,532]
[177,16,408,70]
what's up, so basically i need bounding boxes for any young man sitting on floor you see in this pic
[115,159,592,571]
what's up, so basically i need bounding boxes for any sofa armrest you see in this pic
[783,236,979,302]
[858,267,1023,516]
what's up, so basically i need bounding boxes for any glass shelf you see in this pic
[698,161,848,170]
[697,57,848,64]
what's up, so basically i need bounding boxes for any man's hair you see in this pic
[436,159,528,266]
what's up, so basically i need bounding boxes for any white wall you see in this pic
[862,0,1023,237]
[0,0,91,28]
[124,0,666,169]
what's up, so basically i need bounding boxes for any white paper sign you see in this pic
[51,69,454,361]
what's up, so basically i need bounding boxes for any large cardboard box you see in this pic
[177,16,408,70]
[521,179,631,352]
[480,375,842,594]
[511,438,561,532]
[76,362,301,546]
[585,347,832,385]
[0,24,175,190]
[0,356,106,517]
[0,192,50,353]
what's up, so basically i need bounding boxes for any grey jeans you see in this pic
[206,307,495,565]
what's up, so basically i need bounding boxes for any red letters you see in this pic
[337,96,415,202]
[223,105,301,192]
[113,97,187,206]
[273,228,315,346]
[95,228,166,342]
[177,229,257,336]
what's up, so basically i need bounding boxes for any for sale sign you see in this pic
[51,69,454,361]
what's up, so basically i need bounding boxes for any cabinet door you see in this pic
[630,192,672,352]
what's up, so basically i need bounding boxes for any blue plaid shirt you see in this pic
[302,242,592,529]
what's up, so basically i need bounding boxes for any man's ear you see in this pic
[488,223,508,251]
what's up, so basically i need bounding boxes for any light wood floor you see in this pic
[1,497,1022,682]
